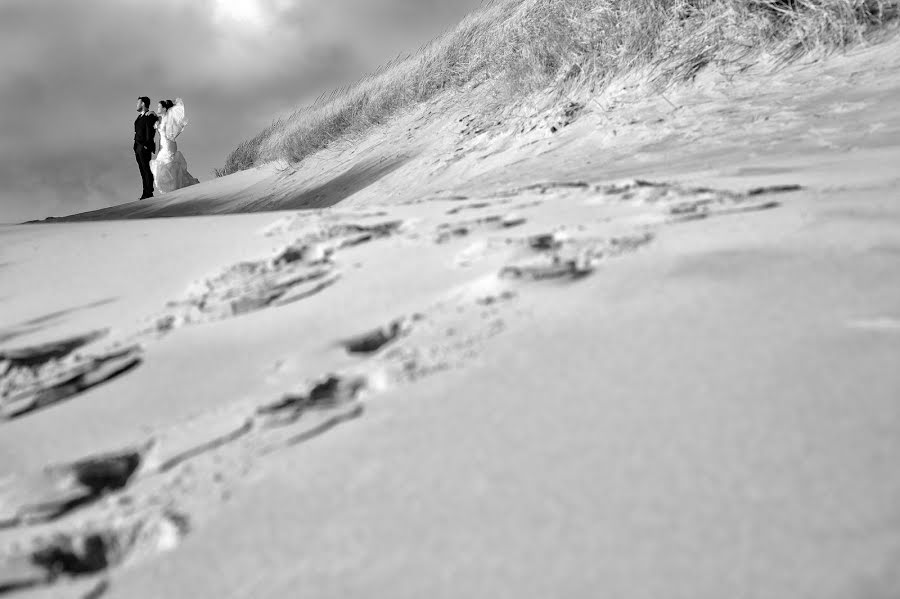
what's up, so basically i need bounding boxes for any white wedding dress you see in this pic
[150,99,199,193]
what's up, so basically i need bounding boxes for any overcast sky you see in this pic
[0,0,484,223]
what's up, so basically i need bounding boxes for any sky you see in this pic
[0,0,485,223]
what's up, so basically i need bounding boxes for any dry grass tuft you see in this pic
[219,0,898,176]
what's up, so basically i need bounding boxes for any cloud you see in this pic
[0,0,484,223]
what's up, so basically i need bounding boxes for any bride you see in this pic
[151,98,199,193]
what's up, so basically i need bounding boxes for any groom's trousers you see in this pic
[134,146,154,198]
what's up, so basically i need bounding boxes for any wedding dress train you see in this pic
[150,99,199,193]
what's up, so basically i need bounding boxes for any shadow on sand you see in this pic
[246,154,413,212]
[51,155,413,222]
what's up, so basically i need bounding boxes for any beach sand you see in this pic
[1,36,900,599]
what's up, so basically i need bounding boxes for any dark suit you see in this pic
[134,112,159,198]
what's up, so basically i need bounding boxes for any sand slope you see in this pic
[1,38,900,598]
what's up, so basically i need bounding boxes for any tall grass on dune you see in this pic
[217,0,898,176]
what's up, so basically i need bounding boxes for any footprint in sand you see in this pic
[580,178,797,221]
[435,212,527,244]
[500,232,655,280]
[254,373,371,451]
[448,181,784,275]
[329,273,520,388]
[158,219,407,329]
[1,331,143,421]
[339,316,420,355]
[0,509,189,595]
[667,184,800,222]
[360,281,518,384]
[0,447,146,528]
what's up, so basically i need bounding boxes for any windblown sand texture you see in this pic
[2,22,900,599]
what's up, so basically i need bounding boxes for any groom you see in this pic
[134,96,159,200]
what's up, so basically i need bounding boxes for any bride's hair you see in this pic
[159,99,175,112]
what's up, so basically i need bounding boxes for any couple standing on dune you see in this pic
[133,96,199,200]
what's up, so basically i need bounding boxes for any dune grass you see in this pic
[217,0,898,176]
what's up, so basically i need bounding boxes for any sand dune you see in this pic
[1,33,900,599]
